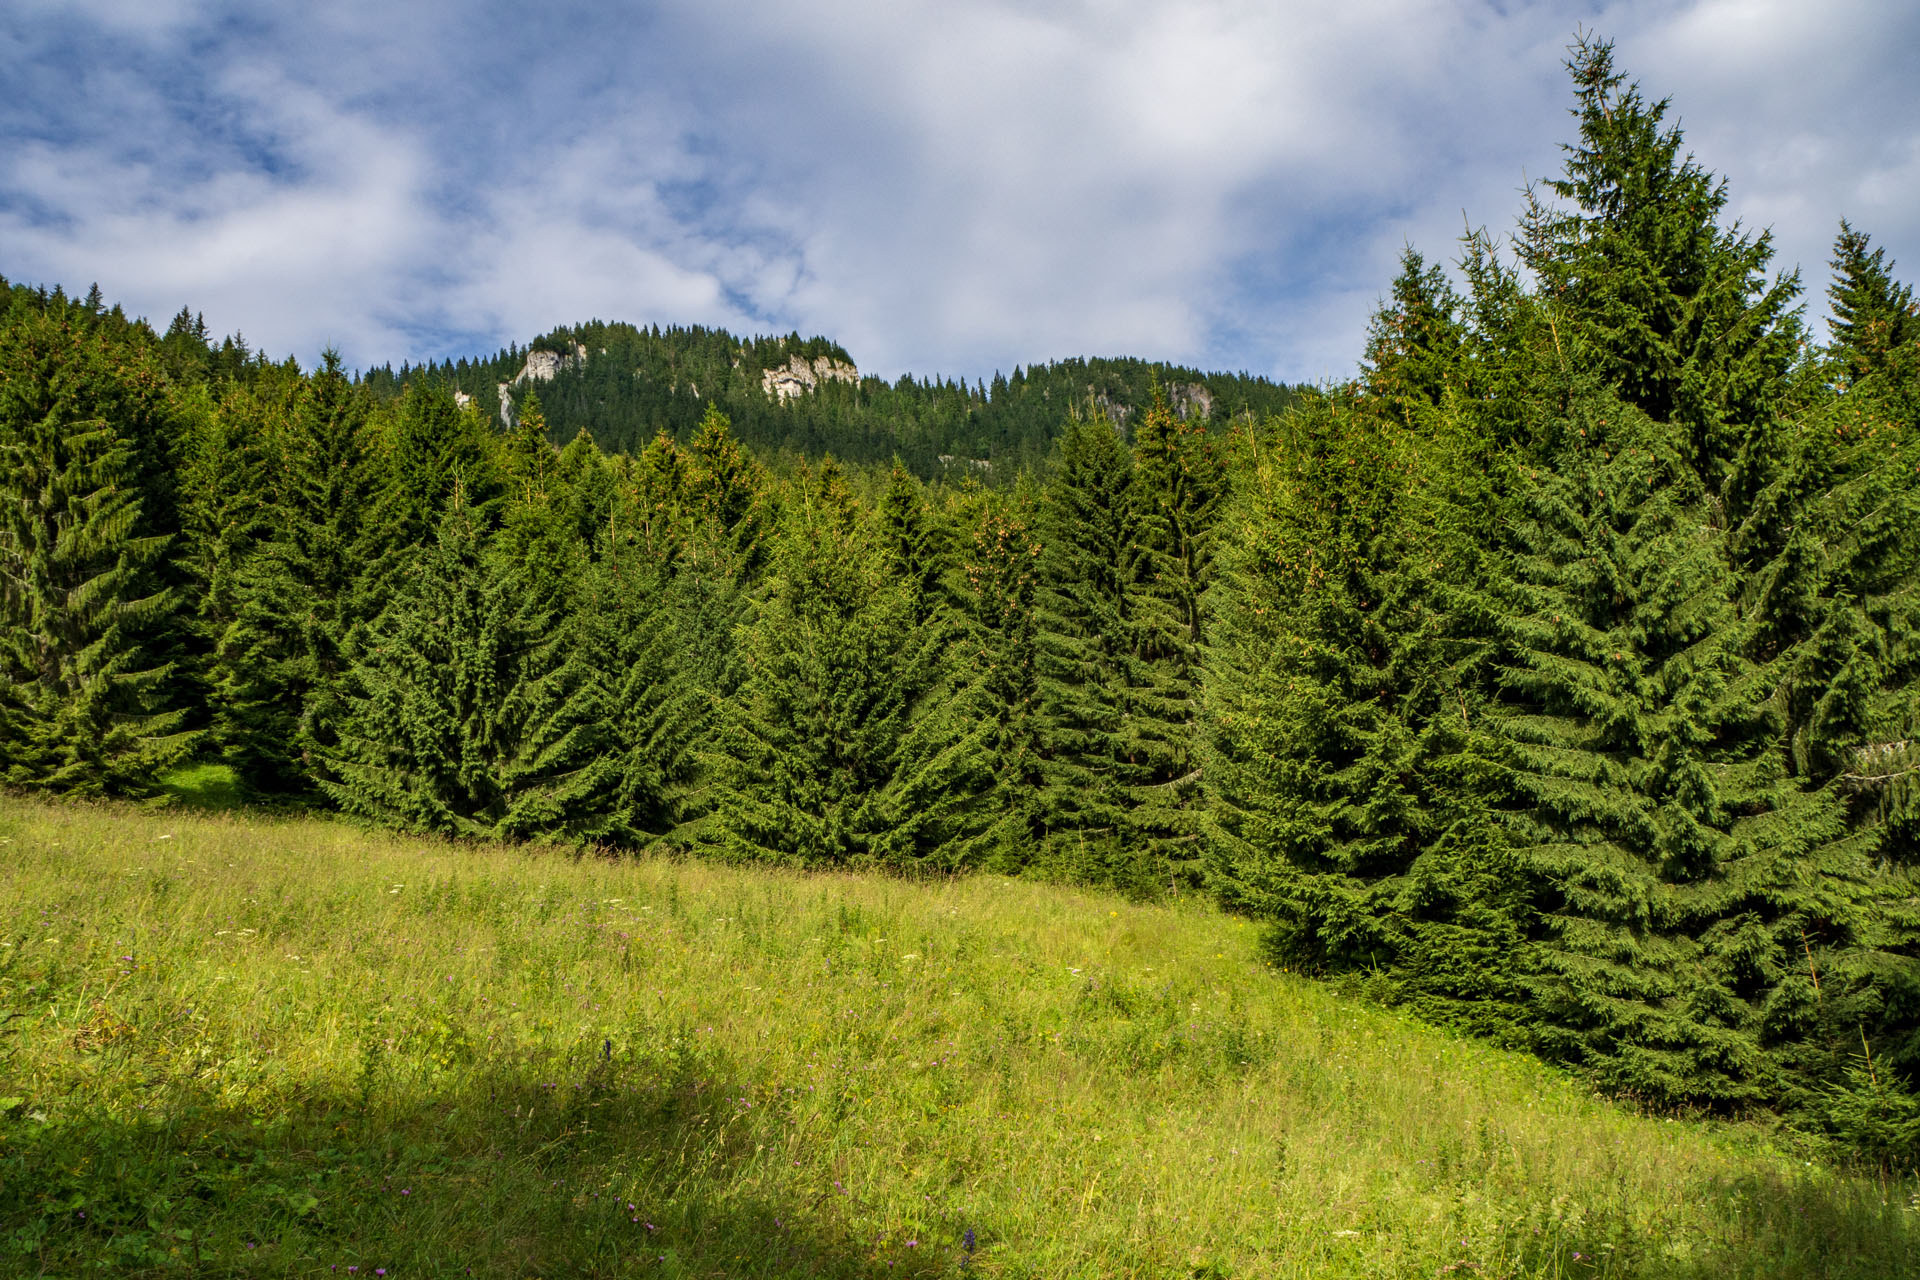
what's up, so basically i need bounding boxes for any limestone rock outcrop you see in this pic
[1168,382,1214,420]
[497,342,589,426]
[762,353,859,402]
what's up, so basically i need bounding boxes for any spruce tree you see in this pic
[712,479,984,868]
[501,387,558,506]
[1519,34,1800,503]
[494,391,583,617]
[955,481,1046,870]
[0,307,191,792]
[1204,394,1521,1032]
[1127,388,1222,890]
[576,547,699,847]
[1483,388,1850,1109]
[629,429,693,567]
[1360,248,1468,425]
[383,379,504,545]
[686,405,774,584]
[317,491,615,841]
[1732,226,1920,1133]
[212,352,392,792]
[1828,221,1919,386]
[877,459,947,625]
[1032,414,1140,882]
[175,376,292,750]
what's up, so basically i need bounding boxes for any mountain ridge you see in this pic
[359,319,1304,477]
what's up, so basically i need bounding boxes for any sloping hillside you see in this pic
[360,321,1301,476]
[2,798,1912,1277]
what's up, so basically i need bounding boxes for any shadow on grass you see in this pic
[1485,1167,1920,1280]
[0,1033,956,1279]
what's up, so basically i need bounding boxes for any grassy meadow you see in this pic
[1,794,1916,1278]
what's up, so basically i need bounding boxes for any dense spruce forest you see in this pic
[3,38,1918,1166]
[359,321,1298,477]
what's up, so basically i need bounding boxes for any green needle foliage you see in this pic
[1483,390,1839,1108]
[955,481,1046,872]
[712,461,985,869]
[1032,415,1141,885]
[1204,393,1520,1036]
[1518,34,1800,504]
[1128,389,1223,891]
[0,302,190,793]
[316,492,616,842]
[211,353,394,793]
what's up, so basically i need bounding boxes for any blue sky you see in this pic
[3,0,1916,384]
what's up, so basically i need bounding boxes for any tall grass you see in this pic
[2,796,1914,1277]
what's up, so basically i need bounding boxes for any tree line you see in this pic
[362,319,1299,478]
[2,38,1916,1160]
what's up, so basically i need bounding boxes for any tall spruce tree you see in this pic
[175,375,295,748]
[1828,222,1919,387]
[212,352,392,792]
[877,460,947,625]
[576,547,700,847]
[1730,225,1920,1143]
[1360,248,1468,426]
[686,405,774,585]
[1519,34,1800,505]
[0,305,191,792]
[1483,387,1853,1109]
[383,379,504,545]
[317,491,615,841]
[1204,393,1521,1032]
[711,475,984,868]
[1127,389,1222,891]
[955,481,1046,871]
[1032,414,1142,884]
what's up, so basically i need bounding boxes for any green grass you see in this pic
[153,762,246,812]
[1,797,1914,1278]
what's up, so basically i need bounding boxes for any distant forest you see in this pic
[4,37,1918,1165]
[359,322,1299,477]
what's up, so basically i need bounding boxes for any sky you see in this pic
[2,1,1916,385]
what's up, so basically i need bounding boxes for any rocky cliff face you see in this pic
[515,342,588,385]
[762,353,859,402]
[495,342,590,425]
[1168,382,1214,420]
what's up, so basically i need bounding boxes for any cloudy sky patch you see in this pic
[2,0,1914,382]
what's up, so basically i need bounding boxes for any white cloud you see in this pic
[2,0,1914,382]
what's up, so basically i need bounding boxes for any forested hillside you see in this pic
[3,36,1918,1166]
[359,321,1297,477]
